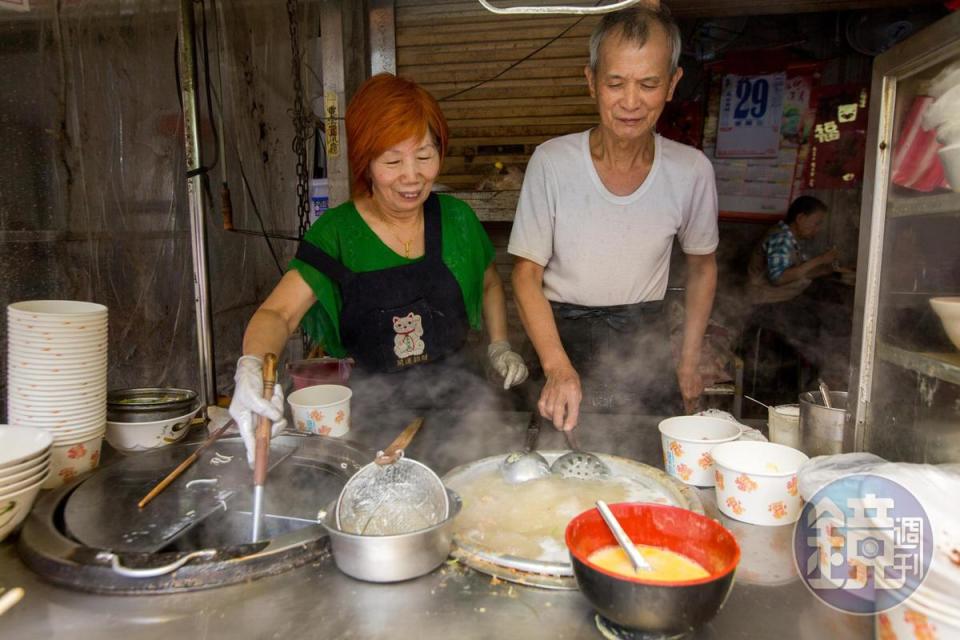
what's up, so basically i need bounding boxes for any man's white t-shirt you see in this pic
[508,130,719,307]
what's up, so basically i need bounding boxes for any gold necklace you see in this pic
[375,208,423,258]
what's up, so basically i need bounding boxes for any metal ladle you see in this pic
[501,412,551,484]
[551,428,611,480]
[596,500,652,573]
[744,394,770,410]
[818,379,834,409]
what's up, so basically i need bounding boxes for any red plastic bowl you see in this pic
[565,503,740,633]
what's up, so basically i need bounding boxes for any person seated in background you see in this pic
[745,195,852,388]
[747,195,837,304]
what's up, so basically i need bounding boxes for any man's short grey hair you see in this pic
[588,5,682,75]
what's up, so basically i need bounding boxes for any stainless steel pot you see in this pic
[799,390,850,456]
[321,489,462,583]
[107,387,198,423]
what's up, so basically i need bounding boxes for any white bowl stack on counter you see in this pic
[5,300,108,489]
[0,426,53,542]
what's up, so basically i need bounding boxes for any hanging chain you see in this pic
[286,0,311,240]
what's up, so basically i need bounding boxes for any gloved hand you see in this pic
[487,340,528,390]
[229,355,287,466]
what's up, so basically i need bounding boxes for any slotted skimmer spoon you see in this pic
[501,412,551,484]
[335,417,449,535]
[551,428,611,480]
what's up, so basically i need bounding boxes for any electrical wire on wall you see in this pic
[177,0,298,279]
[439,0,607,103]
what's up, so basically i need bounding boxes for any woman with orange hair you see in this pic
[228,74,526,462]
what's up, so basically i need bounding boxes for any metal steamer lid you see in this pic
[64,441,299,552]
[17,434,370,594]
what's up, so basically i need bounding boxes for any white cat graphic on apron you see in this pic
[392,312,426,358]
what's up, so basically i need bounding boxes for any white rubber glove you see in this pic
[487,340,529,390]
[229,355,287,466]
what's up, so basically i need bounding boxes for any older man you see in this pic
[509,6,718,430]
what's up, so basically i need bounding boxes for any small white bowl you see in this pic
[930,296,960,350]
[0,477,47,543]
[6,352,107,368]
[7,326,108,340]
[0,467,49,496]
[875,594,960,640]
[44,435,104,488]
[8,299,108,316]
[9,334,108,346]
[7,413,106,429]
[0,426,54,467]
[105,407,199,453]
[0,449,51,476]
[658,415,743,487]
[288,384,352,437]
[939,144,960,193]
[52,429,106,447]
[11,385,106,399]
[8,370,108,384]
[711,441,809,526]
[7,398,106,413]
[0,453,51,487]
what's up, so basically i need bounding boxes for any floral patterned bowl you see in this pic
[44,435,104,489]
[658,416,743,487]
[711,441,809,526]
[288,384,352,437]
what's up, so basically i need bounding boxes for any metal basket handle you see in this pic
[99,549,217,579]
[477,0,647,16]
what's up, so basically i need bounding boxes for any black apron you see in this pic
[526,301,681,415]
[295,193,486,410]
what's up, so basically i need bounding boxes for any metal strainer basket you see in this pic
[335,418,449,535]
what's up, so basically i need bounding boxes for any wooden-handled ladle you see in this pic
[251,353,278,543]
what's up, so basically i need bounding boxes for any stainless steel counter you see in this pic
[0,411,873,639]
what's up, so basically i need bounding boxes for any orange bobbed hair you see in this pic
[346,73,449,198]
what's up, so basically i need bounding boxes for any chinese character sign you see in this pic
[793,474,933,614]
[806,84,869,189]
[716,72,786,158]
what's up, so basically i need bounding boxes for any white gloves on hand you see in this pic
[487,340,528,390]
[229,355,287,466]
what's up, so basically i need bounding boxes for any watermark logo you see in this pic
[793,473,932,614]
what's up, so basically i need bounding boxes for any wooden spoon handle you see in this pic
[253,353,278,486]
[375,417,424,465]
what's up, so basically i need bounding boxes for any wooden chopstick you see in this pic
[137,419,235,509]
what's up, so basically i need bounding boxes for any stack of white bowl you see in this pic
[0,426,53,542]
[868,469,960,639]
[6,300,108,489]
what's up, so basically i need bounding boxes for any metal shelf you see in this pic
[887,191,960,219]
[876,342,960,386]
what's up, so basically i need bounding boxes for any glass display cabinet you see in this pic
[850,11,960,463]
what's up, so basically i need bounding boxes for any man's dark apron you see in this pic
[527,301,681,415]
[294,193,485,410]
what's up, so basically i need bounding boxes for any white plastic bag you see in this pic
[798,452,960,554]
